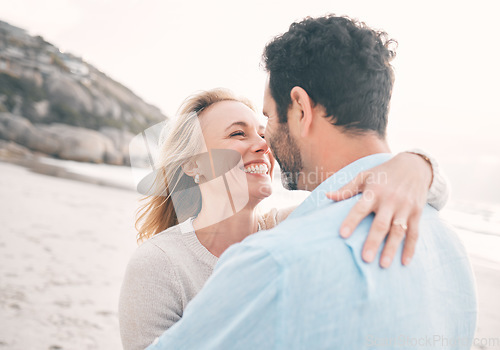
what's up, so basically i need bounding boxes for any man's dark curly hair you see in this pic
[262,15,397,138]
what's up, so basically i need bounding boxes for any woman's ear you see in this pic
[290,86,314,138]
[181,159,199,177]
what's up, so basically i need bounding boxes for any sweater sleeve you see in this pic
[406,149,451,211]
[119,242,184,350]
[146,244,281,350]
[258,205,297,230]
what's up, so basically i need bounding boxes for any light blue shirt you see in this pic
[147,153,477,350]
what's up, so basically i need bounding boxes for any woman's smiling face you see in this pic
[198,100,274,201]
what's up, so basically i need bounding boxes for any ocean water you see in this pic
[38,156,500,266]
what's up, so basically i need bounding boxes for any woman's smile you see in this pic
[242,160,270,176]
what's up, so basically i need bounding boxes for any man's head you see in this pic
[263,15,396,190]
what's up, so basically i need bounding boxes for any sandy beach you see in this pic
[0,161,138,349]
[0,160,499,349]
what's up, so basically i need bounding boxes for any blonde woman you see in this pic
[119,89,448,350]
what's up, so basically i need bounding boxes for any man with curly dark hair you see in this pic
[148,15,476,350]
[264,16,395,134]
[262,15,396,191]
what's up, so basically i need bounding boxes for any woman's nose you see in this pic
[252,135,270,154]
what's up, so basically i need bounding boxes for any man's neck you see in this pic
[299,131,390,191]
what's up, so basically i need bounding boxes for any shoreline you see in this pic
[0,155,136,192]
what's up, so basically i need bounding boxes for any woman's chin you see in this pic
[249,183,273,201]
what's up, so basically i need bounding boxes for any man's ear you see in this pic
[290,86,314,138]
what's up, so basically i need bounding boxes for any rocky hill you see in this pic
[0,20,167,165]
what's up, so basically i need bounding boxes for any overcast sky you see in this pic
[1,0,499,159]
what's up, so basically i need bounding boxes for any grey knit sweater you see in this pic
[118,208,293,350]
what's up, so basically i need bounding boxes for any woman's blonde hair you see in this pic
[135,88,255,243]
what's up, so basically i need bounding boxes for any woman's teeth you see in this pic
[244,164,268,174]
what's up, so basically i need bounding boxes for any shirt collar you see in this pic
[288,153,393,219]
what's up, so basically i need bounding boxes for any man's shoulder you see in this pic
[235,199,359,264]
[250,195,360,241]
[239,197,449,265]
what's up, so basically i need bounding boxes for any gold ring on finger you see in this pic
[392,218,408,231]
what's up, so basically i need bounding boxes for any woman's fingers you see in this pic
[324,153,431,267]
[325,172,366,202]
[361,208,393,263]
[379,210,412,268]
[401,212,421,266]
[338,192,374,238]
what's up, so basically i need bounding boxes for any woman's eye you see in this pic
[260,134,265,139]
[230,131,245,137]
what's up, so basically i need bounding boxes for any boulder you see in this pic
[45,72,94,113]
[0,113,60,155]
[103,149,124,165]
[33,100,50,118]
[0,139,33,159]
[0,112,33,143]
[99,126,135,154]
[0,113,125,164]
[40,123,119,164]
[25,126,60,155]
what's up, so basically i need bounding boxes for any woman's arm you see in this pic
[407,149,450,211]
[119,243,183,350]
[326,150,450,268]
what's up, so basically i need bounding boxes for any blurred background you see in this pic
[0,0,498,349]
